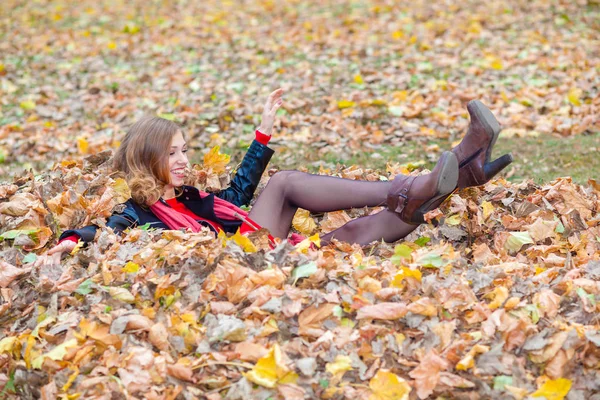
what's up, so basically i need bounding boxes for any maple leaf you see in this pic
[244,344,298,388]
[203,145,230,174]
[530,378,572,400]
[32,339,78,369]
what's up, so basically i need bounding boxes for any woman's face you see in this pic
[168,131,189,186]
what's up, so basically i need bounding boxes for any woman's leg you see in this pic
[248,170,392,238]
[321,209,418,246]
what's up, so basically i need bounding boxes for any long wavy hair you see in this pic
[113,116,181,206]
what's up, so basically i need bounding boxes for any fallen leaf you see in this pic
[409,351,449,399]
[530,378,572,400]
[357,303,408,320]
[369,369,411,400]
[245,344,298,388]
[292,208,317,235]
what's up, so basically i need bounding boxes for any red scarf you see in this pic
[149,192,305,246]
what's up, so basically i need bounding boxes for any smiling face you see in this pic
[168,131,189,188]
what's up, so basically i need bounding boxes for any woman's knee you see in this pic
[266,170,302,193]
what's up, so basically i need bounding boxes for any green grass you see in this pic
[4,132,598,186]
[266,131,600,185]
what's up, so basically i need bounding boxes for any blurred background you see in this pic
[0,0,598,183]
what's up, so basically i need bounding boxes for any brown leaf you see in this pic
[148,323,169,351]
[235,341,268,362]
[0,260,30,288]
[525,217,558,242]
[406,298,437,317]
[356,303,408,320]
[167,363,195,382]
[320,210,352,233]
[409,351,449,399]
[535,289,561,318]
[125,315,153,331]
[298,303,337,337]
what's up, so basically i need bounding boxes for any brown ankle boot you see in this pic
[452,100,513,188]
[388,151,459,224]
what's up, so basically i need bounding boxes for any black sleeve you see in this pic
[58,202,139,243]
[215,140,275,207]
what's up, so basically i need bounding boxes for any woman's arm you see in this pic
[36,202,139,267]
[216,140,275,206]
[216,89,283,207]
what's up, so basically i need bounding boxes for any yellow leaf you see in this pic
[20,100,36,111]
[505,232,534,253]
[0,336,18,353]
[203,145,230,174]
[121,262,139,274]
[325,355,353,377]
[369,369,411,400]
[530,378,572,400]
[0,63,4,72]
[110,178,131,203]
[232,230,257,252]
[77,137,89,154]
[370,99,388,107]
[123,22,140,34]
[481,201,494,220]
[295,232,321,253]
[260,317,280,337]
[392,31,404,40]
[107,41,117,50]
[456,344,489,371]
[108,287,135,303]
[292,208,317,235]
[337,100,356,109]
[244,344,298,388]
[32,338,78,369]
[391,267,422,288]
[62,366,79,392]
[70,239,84,256]
[468,21,482,34]
[393,90,408,102]
[486,286,509,309]
[567,87,582,106]
[354,74,364,84]
[535,266,546,275]
[445,214,462,226]
[24,335,35,369]
[488,56,503,70]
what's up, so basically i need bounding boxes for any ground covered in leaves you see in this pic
[1,0,600,399]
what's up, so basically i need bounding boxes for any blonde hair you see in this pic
[113,116,181,206]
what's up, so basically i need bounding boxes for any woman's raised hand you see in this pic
[257,88,284,136]
[34,240,77,268]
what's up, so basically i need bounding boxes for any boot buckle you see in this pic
[393,190,409,213]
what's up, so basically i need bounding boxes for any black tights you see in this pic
[248,171,418,246]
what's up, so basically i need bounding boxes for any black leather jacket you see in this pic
[59,140,274,242]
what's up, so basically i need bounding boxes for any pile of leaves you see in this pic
[0,151,600,399]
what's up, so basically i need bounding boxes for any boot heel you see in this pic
[484,153,514,181]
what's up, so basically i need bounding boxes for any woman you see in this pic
[39,89,513,266]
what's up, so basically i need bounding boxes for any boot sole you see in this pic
[468,100,501,160]
[410,151,458,224]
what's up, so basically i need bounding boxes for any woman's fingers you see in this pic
[270,88,284,99]
[265,89,282,110]
[47,242,71,255]
[270,99,283,114]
